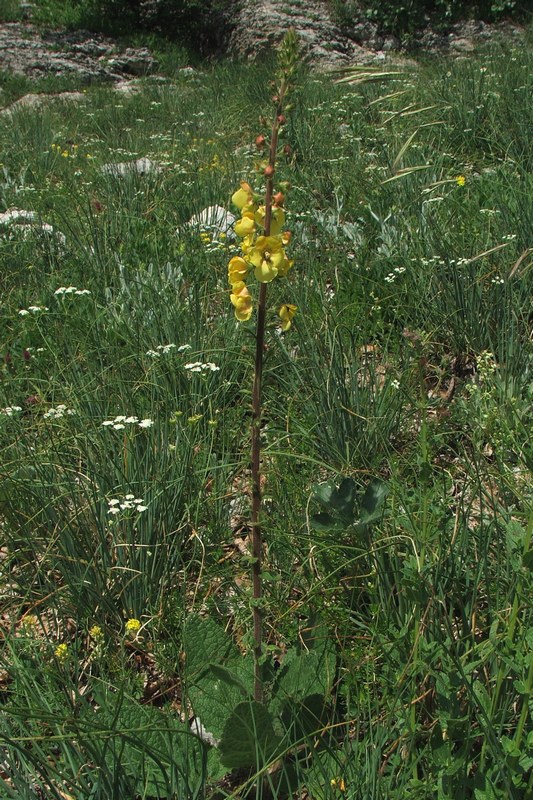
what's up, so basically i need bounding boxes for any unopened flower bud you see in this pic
[255,134,266,149]
[271,95,280,104]
[283,144,292,157]
[263,164,275,177]
[273,191,285,206]
[277,114,286,125]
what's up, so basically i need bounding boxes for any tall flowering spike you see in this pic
[224,28,300,706]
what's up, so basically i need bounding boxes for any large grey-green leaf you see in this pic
[182,614,239,680]
[218,701,281,769]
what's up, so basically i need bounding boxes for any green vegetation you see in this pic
[0,25,532,800]
[330,0,530,38]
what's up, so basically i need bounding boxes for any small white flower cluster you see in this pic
[146,343,191,358]
[107,494,148,515]
[19,306,48,316]
[184,361,220,374]
[54,286,91,296]
[1,406,22,416]
[384,266,406,284]
[43,404,76,419]
[102,415,154,430]
[491,277,505,285]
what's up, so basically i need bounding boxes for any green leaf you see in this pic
[310,512,344,532]
[188,658,254,741]
[183,615,239,680]
[218,701,281,769]
[208,663,251,696]
[329,477,356,518]
[87,696,202,797]
[312,481,336,508]
[359,479,388,523]
[522,549,533,570]
[279,694,329,742]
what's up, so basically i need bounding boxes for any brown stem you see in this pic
[251,96,285,704]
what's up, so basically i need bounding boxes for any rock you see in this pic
[0,208,66,244]
[104,48,158,76]
[0,22,157,84]
[0,91,85,115]
[181,205,236,239]
[228,0,384,70]
[100,157,163,177]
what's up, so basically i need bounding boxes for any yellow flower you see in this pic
[228,256,250,285]
[125,618,141,635]
[248,236,285,283]
[231,181,253,210]
[277,256,294,278]
[279,303,297,331]
[330,777,346,792]
[456,175,466,186]
[230,281,253,322]
[234,212,256,238]
[254,205,285,236]
[54,643,69,662]
[89,624,104,642]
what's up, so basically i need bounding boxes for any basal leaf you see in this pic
[218,701,281,769]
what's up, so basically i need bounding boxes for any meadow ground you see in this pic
[0,25,532,800]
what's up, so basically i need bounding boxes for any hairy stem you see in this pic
[251,97,284,704]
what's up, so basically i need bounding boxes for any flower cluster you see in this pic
[184,361,220,374]
[54,286,91,296]
[43,404,76,419]
[146,343,188,358]
[228,182,296,330]
[101,415,153,430]
[19,306,48,316]
[125,618,142,635]
[1,406,22,416]
[107,494,148,515]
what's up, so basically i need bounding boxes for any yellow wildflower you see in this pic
[234,211,256,238]
[330,777,346,792]
[231,181,253,210]
[279,303,297,331]
[54,643,69,662]
[89,624,104,642]
[248,236,285,283]
[456,175,466,186]
[228,256,250,285]
[254,205,285,236]
[125,618,141,635]
[230,281,253,321]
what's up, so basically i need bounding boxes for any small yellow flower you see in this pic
[254,205,285,236]
[20,614,38,630]
[231,181,253,210]
[228,256,250,285]
[234,212,256,238]
[279,303,297,331]
[330,777,346,792]
[54,643,69,662]
[248,236,285,283]
[125,618,141,635]
[187,413,203,424]
[456,175,466,186]
[230,281,253,322]
[89,624,104,642]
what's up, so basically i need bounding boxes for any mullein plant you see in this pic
[228,29,299,703]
